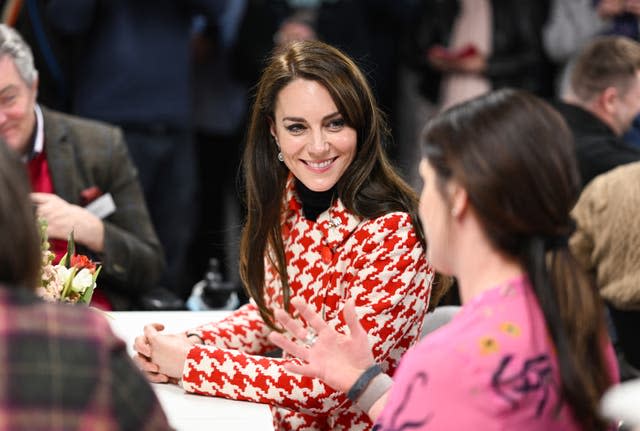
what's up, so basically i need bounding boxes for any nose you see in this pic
[308,129,329,156]
[0,110,7,125]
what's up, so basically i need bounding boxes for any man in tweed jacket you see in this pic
[0,139,172,431]
[0,24,164,309]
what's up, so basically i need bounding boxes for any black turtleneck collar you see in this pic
[294,179,336,222]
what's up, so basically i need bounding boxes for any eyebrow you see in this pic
[282,111,341,123]
[0,84,17,95]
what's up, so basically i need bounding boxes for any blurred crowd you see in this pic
[3,0,640,320]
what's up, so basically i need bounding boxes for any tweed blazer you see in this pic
[42,106,164,306]
[183,178,433,430]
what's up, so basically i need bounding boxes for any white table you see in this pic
[107,311,274,431]
[601,378,640,427]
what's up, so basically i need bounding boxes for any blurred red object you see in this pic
[428,44,478,61]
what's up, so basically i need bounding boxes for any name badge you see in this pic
[85,193,116,219]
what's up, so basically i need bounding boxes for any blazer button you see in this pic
[321,246,332,264]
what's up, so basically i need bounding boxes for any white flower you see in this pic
[71,268,94,293]
[55,265,72,284]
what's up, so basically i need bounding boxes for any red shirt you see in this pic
[26,150,112,311]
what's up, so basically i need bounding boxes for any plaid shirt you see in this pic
[0,285,172,431]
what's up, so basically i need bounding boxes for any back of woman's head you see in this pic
[422,89,579,251]
[423,89,611,430]
[0,141,40,289]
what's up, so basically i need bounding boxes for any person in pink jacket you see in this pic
[133,40,443,430]
[271,89,620,430]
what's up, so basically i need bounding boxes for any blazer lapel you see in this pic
[42,107,82,205]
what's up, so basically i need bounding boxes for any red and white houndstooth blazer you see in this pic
[182,179,433,430]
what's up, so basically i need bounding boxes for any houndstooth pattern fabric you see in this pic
[182,179,433,430]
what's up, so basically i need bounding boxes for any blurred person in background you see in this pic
[41,0,230,302]
[0,24,164,310]
[554,36,640,188]
[395,0,550,190]
[0,139,171,430]
[571,161,640,379]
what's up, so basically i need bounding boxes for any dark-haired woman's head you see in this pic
[245,39,388,198]
[241,40,431,326]
[0,140,40,289]
[419,89,580,271]
[420,89,610,430]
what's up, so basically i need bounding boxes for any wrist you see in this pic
[346,364,382,402]
[186,333,204,345]
[75,208,105,252]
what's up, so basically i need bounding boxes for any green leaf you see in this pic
[59,252,69,268]
[64,230,76,268]
[60,266,78,299]
[78,283,95,304]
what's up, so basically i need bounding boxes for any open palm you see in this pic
[268,298,375,393]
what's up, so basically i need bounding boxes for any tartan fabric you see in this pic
[0,285,172,430]
[183,178,433,430]
[40,107,164,305]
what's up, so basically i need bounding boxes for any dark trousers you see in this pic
[123,126,198,297]
[185,131,245,300]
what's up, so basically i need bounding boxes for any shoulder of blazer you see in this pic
[41,107,128,168]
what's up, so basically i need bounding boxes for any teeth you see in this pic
[307,159,333,169]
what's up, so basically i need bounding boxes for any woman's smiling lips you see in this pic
[302,156,339,172]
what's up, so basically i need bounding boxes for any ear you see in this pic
[600,86,619,115]
[449,181,468,219]
[268,116,277,142]
[29,75,39,101]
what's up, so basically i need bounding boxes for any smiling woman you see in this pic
[133,40,443,430]
[270,79,357,192]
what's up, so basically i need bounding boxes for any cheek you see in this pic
[335,130,357,154]
[279,136,304,156]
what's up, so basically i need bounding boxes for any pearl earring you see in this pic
[278,152,284,162]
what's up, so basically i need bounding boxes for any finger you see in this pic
[30,192,52,204]
[343,299,365,338]
[133,335,152,357]
[268,332,309,361]
[146,372,170,384]
[274,308,307,341]
[133,353,160,373]
[291,298,328,333]
[283,361,312,377]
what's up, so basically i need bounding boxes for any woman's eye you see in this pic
[286,124,305,134]
[327,118,345,131]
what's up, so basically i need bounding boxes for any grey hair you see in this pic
[0,24,38,85]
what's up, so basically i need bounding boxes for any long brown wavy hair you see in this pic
[422,89,612,430]
[240,40,440,329]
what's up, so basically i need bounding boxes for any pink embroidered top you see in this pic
[182,179,433,430]
[375,276,619,431]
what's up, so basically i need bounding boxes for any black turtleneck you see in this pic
[294,179,335,222]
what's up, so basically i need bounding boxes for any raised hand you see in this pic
[31,192,104,252]
[268,297,375,393]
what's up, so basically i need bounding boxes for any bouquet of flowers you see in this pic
[37,220,101,304]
